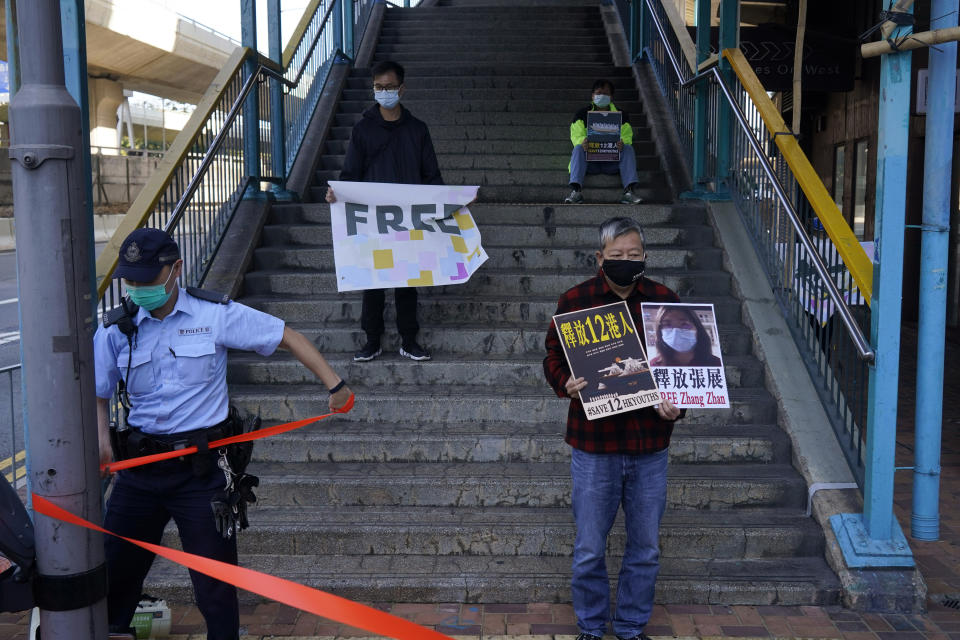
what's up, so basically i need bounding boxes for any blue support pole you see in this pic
[343,0,355,61]
[680,0,726,200]
[829,6,914,567]
[715,0,738,195]
[241,0,265,198]
[59,0,96,309]
[267,0,296,200]
[692,0,709,187]
[333,0,345,62]
[912,0,957,541]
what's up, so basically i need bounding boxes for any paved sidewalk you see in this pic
[1,324,957,639]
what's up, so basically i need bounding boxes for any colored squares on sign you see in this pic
[419,252,438,270]
[450,236,469,254]
[373,249,394,270]
[453,212,475,230]
[408,270,435,287]
[450,262,469,281]
[410,229,424,241]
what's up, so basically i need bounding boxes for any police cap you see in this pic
[115,228,180,282]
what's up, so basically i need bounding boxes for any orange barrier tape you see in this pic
[32,494,454,640]
[102,394,355,474]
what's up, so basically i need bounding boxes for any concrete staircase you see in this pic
[149,0,841,606]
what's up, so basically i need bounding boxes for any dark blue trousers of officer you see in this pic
[105,455,238,640]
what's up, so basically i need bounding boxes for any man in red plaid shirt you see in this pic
[543,217,683,640]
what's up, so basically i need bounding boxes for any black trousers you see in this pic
[104,457,239,640]
[360,287,419,341]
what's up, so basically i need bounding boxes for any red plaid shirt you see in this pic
[543,271,683,454]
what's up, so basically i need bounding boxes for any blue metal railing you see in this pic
[0,364,24,490]
[636,0,874,486]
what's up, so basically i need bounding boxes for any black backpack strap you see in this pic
[186,287,230,305]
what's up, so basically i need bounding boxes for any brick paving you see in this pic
[1,324,958,639]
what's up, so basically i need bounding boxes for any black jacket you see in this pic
[339,104,443,185]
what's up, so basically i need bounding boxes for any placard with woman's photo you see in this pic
[640,302,730,409]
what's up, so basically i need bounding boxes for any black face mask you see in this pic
[602,259,646,287]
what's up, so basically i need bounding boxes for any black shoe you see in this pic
[399,340,431,361]
[576,634,603,640]
[353,340,382,362]
[617,634,653,640]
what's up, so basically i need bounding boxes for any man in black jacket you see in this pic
[326,60,442,362]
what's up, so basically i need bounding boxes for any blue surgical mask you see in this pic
[375,90,400,109]
[126,268,177,311]
[662,328,698,353]
[593,94,611,107]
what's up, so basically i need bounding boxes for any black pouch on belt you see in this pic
[189,430,212,477]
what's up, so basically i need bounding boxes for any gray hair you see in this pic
[599,217,646,251]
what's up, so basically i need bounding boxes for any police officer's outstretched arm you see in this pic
[278,326,354,410]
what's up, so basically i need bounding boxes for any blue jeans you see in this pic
[569,144,639,189]
[570,447,669,638]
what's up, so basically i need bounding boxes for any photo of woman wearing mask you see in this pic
[648,304,722,367]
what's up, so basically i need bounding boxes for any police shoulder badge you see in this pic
[124,242,142,263]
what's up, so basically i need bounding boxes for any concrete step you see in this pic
[388,4,601,15]
[234,461,808,510]
[331,111,648,128]
[310,183,674,204]
[382,14,603,25]
[267,202,700,226]
[337,97,644,113]
[373,43,613,56]
[145,553,840,606]
[318,152,662,172]
[228,384,777,425]
[244,422,786,464]
[348,62,632,77]
[162,506,820,559]
[334,99,645,116]
[237,321,755,358]
[323,138,657,157]
[372,52,613,63]
[313,168,667,188]
[258,222,712,251]
[329,122,651,140]
[374,34,610,46]
[239,293,744,326]
[347,73,629,90]
[252,244,721,272]
[242,268,731,298]
[227,352,759,388]
[341,88,640,103]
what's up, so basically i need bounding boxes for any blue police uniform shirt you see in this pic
[93,288,285,434]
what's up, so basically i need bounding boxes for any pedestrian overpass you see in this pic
[7,0,944,618]
[0,0,236,148]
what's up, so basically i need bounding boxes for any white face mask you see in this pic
[593,94,611,107]
[662,327,697,353]
[375,89,400,109]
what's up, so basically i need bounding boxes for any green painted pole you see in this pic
[692,0,710,186]
[716,0,738,192]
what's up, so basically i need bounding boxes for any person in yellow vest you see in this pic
[564,79,643,205]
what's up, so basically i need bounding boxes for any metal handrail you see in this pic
[642,0,875,364]
[287,0,341,86]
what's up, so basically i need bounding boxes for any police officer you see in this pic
[93,228,353,639]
